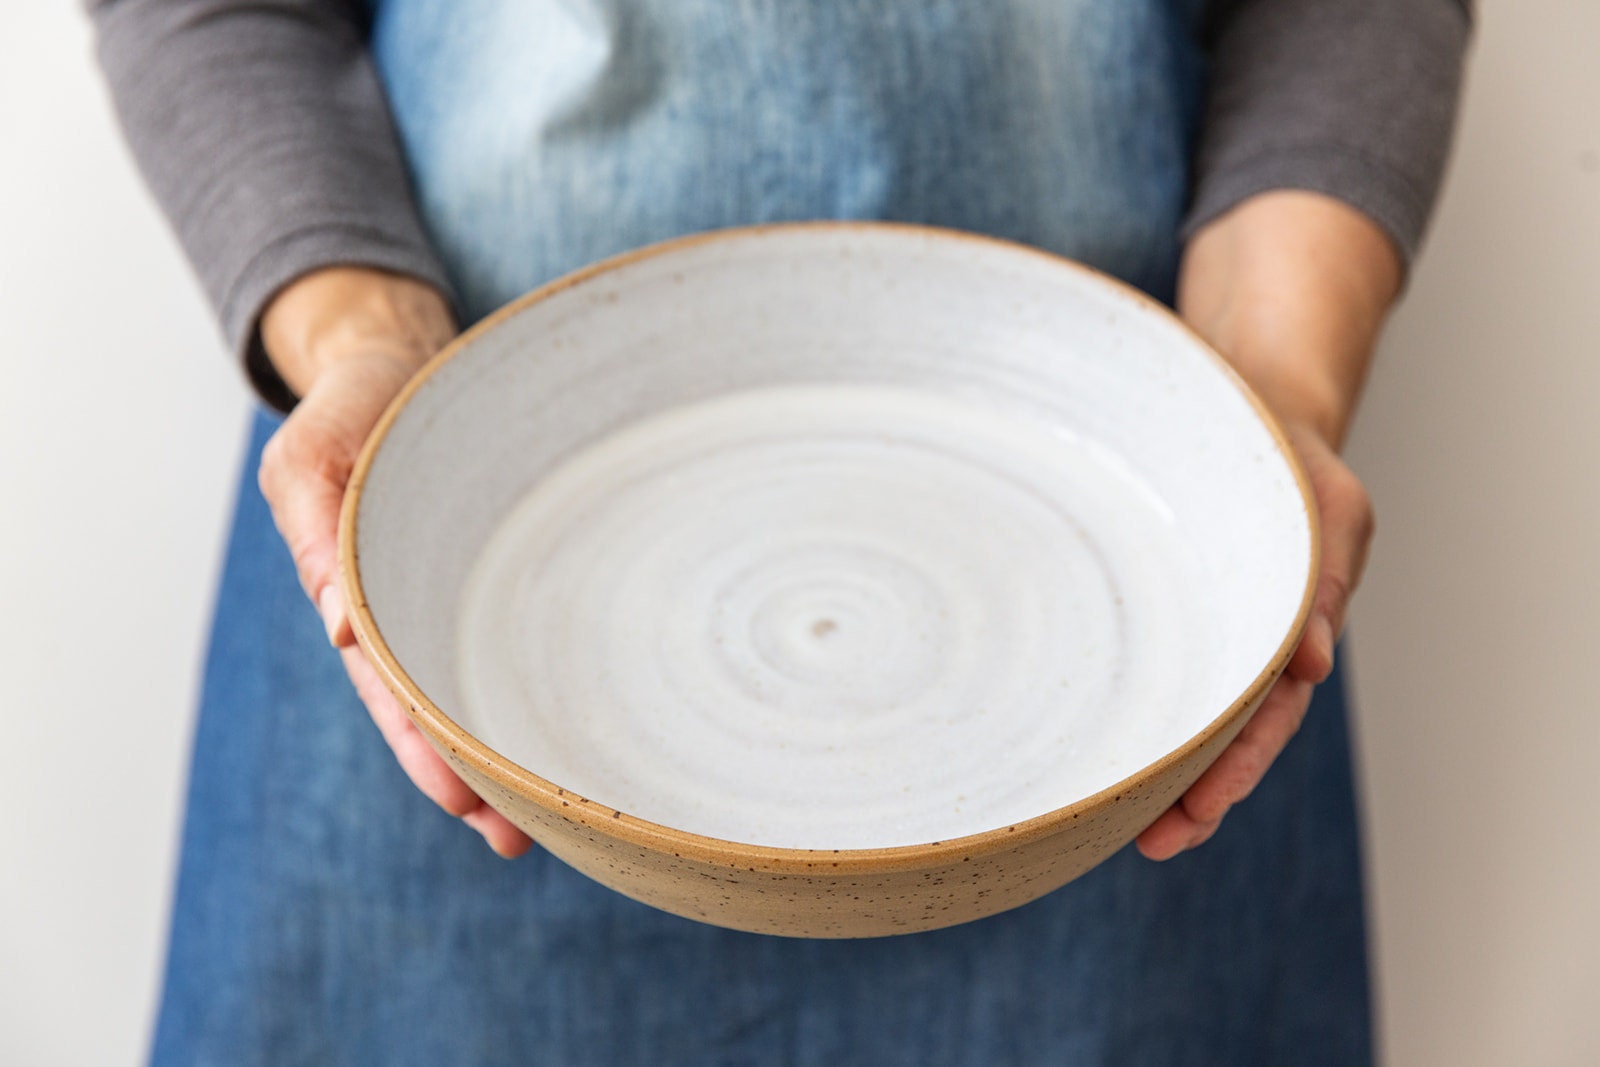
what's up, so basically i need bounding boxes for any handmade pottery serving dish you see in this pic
[339,222,1317,938]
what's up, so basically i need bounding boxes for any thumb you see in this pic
[257,355,412,647]
[1287,431,1374,684]
[258,405,361,647]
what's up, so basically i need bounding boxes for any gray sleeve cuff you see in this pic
[1187,0,1473,267]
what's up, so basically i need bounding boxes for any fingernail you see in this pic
[318,585,343,646]
[1315,615,1336,673]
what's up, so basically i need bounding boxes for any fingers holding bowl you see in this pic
[1286,433,1375,687]
[1136,423,1372,862]
[341,644,534,858]
[1134,673,1316,860]
[257,342,528,857]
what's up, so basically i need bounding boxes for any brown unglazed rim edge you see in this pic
[338,220,1321,875]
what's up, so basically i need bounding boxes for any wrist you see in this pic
[1212,334,1351,448]
[1178,190,1401,450]
[261,267,457,398]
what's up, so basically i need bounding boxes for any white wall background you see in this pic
[1345,2,1600,1063]
[0,7,251,1066]
[0,2,1593,1064]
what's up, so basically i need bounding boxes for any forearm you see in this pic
[90,0,452,409]
[1192,0,1471,268]
[1178,190,1402,449]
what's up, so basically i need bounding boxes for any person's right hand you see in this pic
[257,267,534,858]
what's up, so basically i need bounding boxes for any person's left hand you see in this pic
[1135,189,1397,861]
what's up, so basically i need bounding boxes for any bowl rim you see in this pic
[338,220,1320,873]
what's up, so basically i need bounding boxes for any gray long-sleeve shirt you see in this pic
[89,0,1471,411]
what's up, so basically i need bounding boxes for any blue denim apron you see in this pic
[152,3,1372,1063]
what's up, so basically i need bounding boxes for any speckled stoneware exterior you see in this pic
[340,222,1318,938]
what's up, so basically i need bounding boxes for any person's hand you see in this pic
[256,267,534,858]
[1136,191,1399,860]
[1135,418,1373,858]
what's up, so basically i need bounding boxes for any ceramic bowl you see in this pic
[340,222,1316,938]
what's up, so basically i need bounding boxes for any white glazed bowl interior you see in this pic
[352,224,1313,851]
